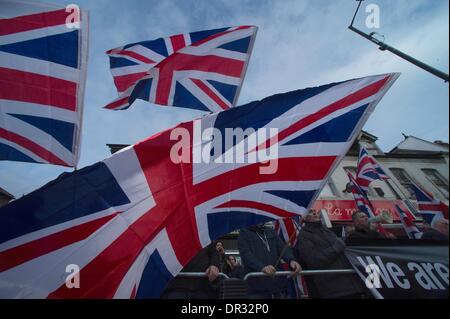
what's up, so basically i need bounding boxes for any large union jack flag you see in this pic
[0,1,88,167]
[104,26,257,112]
[356,146,390,193]
[0,73,398,298]
[410,181,449,225]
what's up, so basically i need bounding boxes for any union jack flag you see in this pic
[410,181,449,225]
[274,216,302,246]
[275,217,309,299]
[104,26,257,112]
[0,1,88,167]
[0,73,399,298]
[395,204,423,239]
[346,170,389,236]
[346,171,376,218]
[356,146,390,193]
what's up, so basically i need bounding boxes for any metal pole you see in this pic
[243,269,356,281]
[348,1,449,82]
[176,272,230,279]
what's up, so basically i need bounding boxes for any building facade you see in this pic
[313,132,448,235]
[107,131,449,242]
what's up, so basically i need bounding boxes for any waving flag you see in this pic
[275,216,307,299]
[395,205,423,239]
[105,26,257,112]
[0,73,399,298]
[0,1,88,167]
[411,182,449,225]
[346,171,389,236]
[275,216,302,246]
[356,146,390,193]
[347,171,376,218]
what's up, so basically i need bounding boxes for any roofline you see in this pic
[374,152,448,160]
[389,135,449,153]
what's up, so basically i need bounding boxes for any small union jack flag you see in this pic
[274,216,302,246]
[395,204,423,239]
[0,1,88,167]
[410,181,449,225]
[347,171,376,218]
[356,146,390,193]
[346,171,390,236]
[0,73,399,298]
[104,26,257,112]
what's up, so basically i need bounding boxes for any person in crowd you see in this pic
[214,240,232,277]
[422,217,449,241]
[161,243,221,299]
[295,209,370,299]
[343,225,355,238]
[238,223,302,299]
[226,255,245,279]
[346,211,386,241]
[370,220,397,239]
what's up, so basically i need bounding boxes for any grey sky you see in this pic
[0,0,448,197]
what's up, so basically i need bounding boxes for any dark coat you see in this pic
[345,227,385,242]
[163,244,221,297]
[238,226,297,294]
[421,229,449,241]
[295,222,367,299]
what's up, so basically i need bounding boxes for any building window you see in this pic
[320,181,340,197]
[373,187,385,197]
[421,169,449,199]
[389,168,415,198]
[328,177,340,197]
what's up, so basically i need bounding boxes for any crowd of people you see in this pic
[161,210,449,299]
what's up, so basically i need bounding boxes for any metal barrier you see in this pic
[243,269,356,280]
[175,269,357,299]
[177,272,230,279]
[176,269,356,280]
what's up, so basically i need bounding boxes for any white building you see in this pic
[315,131,449,234]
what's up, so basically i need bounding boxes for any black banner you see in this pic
[345,240,449,299]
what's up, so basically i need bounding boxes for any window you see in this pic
[319,176,340,198]
[389,168,415,198]
[343,166,376,197]
[327,177,340,197]
[374,187,385,197]
[421,169,449,199]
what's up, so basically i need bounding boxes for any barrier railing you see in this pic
[175,269,357,299]
[177,272,230,279]
[243,269,356,280]
[176,269,356,280]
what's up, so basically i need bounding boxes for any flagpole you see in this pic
[273,218,302,270]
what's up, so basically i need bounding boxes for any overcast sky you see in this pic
[1,0,448,197]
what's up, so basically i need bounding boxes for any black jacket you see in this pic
[346,227,385,242]
[163,244,221,296]
[238,226,296,294]
[421,229,449,241]
[295,222,367,299]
